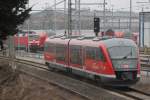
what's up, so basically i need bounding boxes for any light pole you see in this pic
[129,0,132,33]
[68,0,72,36]
[103,0,106,32]
[27,0,30,52]
[74,0,81,35]
[111,5,114,29]
[64,0,67,34]
[54,0,56,33]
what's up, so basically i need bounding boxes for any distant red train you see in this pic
[44,35,140,86]
[14,31,48,52]
[29,32,48,52]
[14,31,29,51]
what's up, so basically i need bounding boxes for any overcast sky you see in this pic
[29,0,150,12]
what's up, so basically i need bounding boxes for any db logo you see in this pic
[122,64,129,68]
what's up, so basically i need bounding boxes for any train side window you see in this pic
[96,48,105,61]
[70,46,82,65]
[85,47,96,60]
[56,44,66,61]
[48,43,55,53]
[45,43,55,53]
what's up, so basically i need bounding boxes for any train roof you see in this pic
[45,35,137,48]
[102,38,137,48]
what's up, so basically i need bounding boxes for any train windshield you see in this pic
[108,46,138,59]
[108,46,138,70]
[29,35,39,41]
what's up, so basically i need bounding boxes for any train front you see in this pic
[102,38,140,86]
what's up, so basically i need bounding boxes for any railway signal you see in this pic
[94,17,100,36]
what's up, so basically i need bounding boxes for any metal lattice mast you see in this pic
[77,0,81,35]
[129,0,132,33]
[54,0,57,33]
[68,0,72,36]
[74,0,77,34]
[27,0,30,52]
[103,0,106,32]
[74,0,81,35]
[64,0,67,34]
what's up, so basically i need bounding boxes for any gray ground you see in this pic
[0,60,87,100]
[0,73,88,100]
[131,74,150,94]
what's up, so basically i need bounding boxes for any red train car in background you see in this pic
[100,30,139,44]
[14,35,28,50]
[28,30,56,52]
[14,31,30,51]
[14,30,37,51]
[14,30,54,52]
[29,32,48,52]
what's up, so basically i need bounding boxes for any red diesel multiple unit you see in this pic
[29,32,48,52]
[29,31,56,52]
[14,32,28,51]
[14,31,37,51]
[44,36,140,86]
[14,31,48,52]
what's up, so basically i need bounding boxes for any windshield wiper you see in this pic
[122,51,132,59]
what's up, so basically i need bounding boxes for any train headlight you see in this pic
[99,66,106,71]
[102,66,106,70]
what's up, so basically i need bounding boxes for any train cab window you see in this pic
[96,48,105,61]
[56,45,66,61]
[70,46,82,65]
[108,46,138,59]
[86,47,105,61]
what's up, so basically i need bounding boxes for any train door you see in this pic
[69,45,83,69]
[85,47,106,74]
[44,43,56,62]
[56,44,68,65]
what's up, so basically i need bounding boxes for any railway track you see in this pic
[1,55,150,100]
[16,57,150,100]
[0,55,127,100]
[0,56,91,100]
[106,87,150,100]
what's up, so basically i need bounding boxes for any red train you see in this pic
[14,31,29,51]
[29,32,48,52]
[44,35,140,86]
[14,30,48,52]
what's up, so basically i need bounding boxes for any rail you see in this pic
[140,54,150,76]
[106,87,150,100]
[140,55,150,66]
